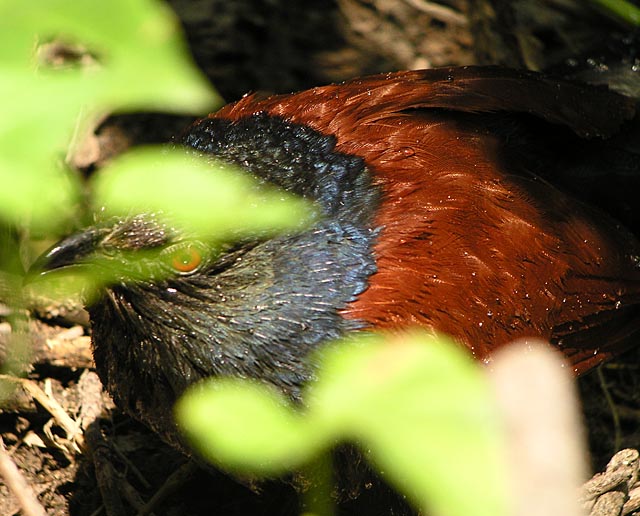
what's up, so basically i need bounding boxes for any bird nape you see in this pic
[32,65,640,482]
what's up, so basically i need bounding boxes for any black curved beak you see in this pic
[27,227,107,281]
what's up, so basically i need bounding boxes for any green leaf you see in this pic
[589,0,640,26]
[0,0,218,231]
[1,0,217,114]
[176,379,323,475]
[91,147,315,238]
[176,332,509,516]
[0,152,79,232]
[312,333,507,516]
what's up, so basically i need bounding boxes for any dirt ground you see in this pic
[2,1,640,515]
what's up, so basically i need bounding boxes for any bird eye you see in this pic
[166,244,203,274]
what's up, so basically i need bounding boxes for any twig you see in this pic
[77,370,106,433]
[136,460,199,516]
[0,374,84,450]
[111,441,152,490]
[402,0,467,25]
[28,320,94,369]
[623,483,640,515]
[591,491,627,516]
[597,367,622,452]
[88,506,105,516]
[120,477,153,513]
[581,449,639,514]
[0,436,47,516]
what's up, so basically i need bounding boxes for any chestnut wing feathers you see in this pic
[212,66,640,372]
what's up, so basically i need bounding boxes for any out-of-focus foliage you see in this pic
[92,147,314,239]
[177,332,510,516]
[0,0,217,231]
[589,0,640,25]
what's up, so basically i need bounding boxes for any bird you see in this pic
[32,65,640,455]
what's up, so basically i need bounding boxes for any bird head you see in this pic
[31,213,224,289]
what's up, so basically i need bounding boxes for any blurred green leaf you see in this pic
[0,152,79,231]
[92,147,315,238]
[589,0,640,25]
[313,333,507,516]
[176,332,509,516]
[0,0,218,231]
[177,380,323,475]
[0,0,217,113]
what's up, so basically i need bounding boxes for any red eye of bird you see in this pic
[169,244,203,274]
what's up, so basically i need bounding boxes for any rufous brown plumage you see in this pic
[34,66,640,453]
[211,65,640,374]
